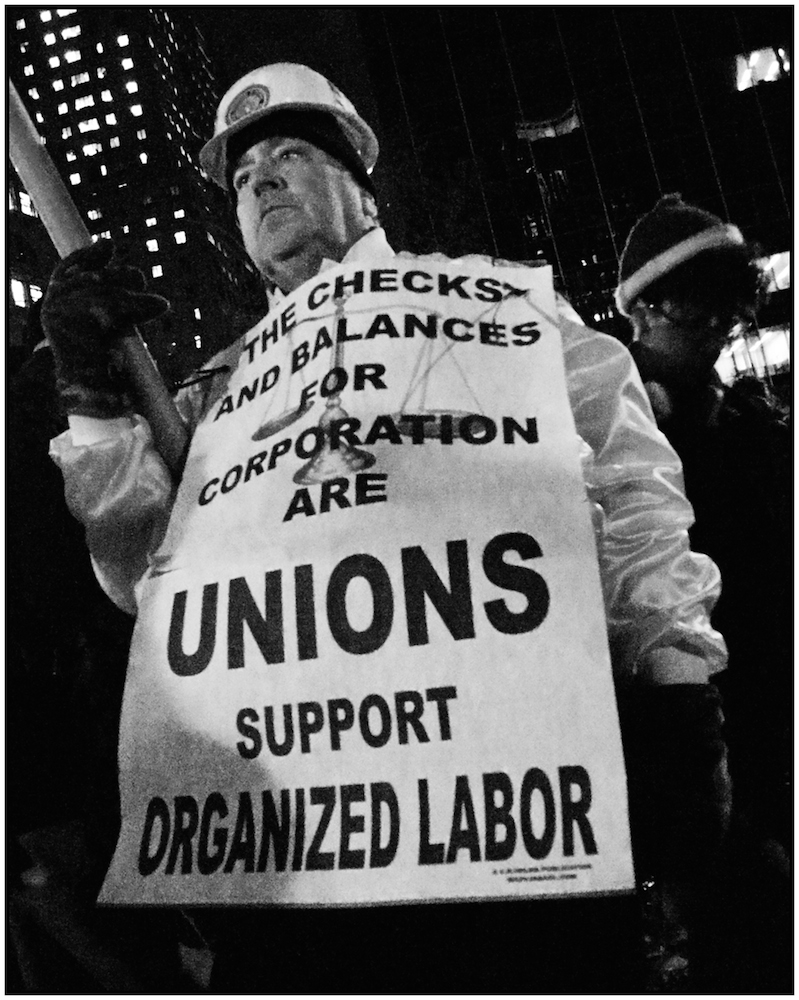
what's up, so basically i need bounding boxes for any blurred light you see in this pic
[11,279,27,307]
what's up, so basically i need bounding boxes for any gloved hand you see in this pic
[41,241,170,418]
[618,683,731,882]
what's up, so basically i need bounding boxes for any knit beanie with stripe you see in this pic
[615,194,744,316]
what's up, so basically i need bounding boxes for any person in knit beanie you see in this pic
[616,196,791,991]
[615,193,766,419]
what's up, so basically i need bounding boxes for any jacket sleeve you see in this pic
[48,344,237,614]
[559,312,727,686]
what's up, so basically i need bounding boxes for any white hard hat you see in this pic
[200,63,379,189]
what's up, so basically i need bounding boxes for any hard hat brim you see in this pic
[199,101,379,190]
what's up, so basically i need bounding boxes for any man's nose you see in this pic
[252,164,286,197]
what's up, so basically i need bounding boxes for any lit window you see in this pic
[100,165,107,176]
[61,126,72,139]
[130,104,143,117]
[64,49,81,63]
[24,65,34,76]
[12,279,27,308]
[9,189,18,211]
[101,89,112,102]
[152,264,163,277]
[71,71,89,85]
[28,88,40,100]
[69,172,80,185]
[57,8,78,15]
[175,231,186,244]
[139,152,148,164]
[136,129,146,140]
[105,113,117,125]
[100,230,110,239]
[122,224,130,233]
[20,192,36,216]
[48,56,60,68]
[736,46,791,90]
[126,81,138,94]
[66,150,77,161]
[16,18,25,29]
[78,118,99,132]
[117,34,129,46]
[35,113,44,124]
[30,285,43,302]
[57,102,68,114]
[96,44,104,55]
[44,32,56,45]
[40,10,52,22]
[88,207,102,220]
[83,142,101,156]
[194,335,203,349]
[109,136,120,148]
[194,308,201,320]
[74,94,94,110]
[146,239,158,252]
[146,217,156,227]
[122,57,134,70]
[61,24,80,39]
[53,79,64,91]
[174,209,185,219]
[760,251,791,292]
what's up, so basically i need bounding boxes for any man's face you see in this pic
[232,134,373,291]
[634,298,736,387]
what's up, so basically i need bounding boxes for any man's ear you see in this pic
[629,301,649,343]
[361,191,379,226]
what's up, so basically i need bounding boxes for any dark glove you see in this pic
[41,241,170,418]
[618,683,731,881]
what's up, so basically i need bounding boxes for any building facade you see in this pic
[357,7,791,357]
[8,7,263,384]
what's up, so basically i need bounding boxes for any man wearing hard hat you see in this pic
[45,64,730,992]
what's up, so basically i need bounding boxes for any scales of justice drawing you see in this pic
[248,276,552,485]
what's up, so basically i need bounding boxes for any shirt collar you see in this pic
[324,226,395,270]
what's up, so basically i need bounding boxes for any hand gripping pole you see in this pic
[9,80,188,475]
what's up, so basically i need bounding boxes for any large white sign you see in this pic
[100,259,635,907]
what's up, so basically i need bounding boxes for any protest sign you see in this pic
[99,258,635,906]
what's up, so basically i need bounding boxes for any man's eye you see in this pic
[233,171,250,191]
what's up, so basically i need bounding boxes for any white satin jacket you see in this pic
[50,229,726,686]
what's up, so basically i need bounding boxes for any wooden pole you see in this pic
[8,80,188,475]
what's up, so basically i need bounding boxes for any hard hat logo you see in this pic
[226,85,271,127]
